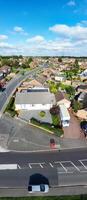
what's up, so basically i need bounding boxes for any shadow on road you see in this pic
[29,173,49,186]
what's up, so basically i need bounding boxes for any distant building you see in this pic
[55,75,66,82]
[76,84,87,93]
[0,72,4,80]
[80,69,87,77]
[18,79,43,92]
[0,66,11,76]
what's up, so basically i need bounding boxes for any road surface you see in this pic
[0,150,87,195]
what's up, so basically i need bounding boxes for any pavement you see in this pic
[0,114,87,152]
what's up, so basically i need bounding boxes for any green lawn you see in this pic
[31,118,64,137]
[5,97,17,117]
[0,195,85,200]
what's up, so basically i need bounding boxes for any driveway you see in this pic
[63,110,85,139]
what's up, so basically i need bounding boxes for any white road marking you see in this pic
[70,162,80,171]
[0,164,18,170]
[79,159,87,162]
[79,160,87,170]
[67,161,80,172]
[49,163,54,168]
[59,162,67,172]
[28,162,45,168]
[17,164,21,169]
[55,161,67,172]
[39,164,43,168]
[28,164,32,169]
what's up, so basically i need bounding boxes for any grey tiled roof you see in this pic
[15,92,56,105]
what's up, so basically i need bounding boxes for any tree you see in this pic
[52,115,60,126]
[48,81,59,94]
[58,57,62,63]
[65,71,73,82]
[71,99,82,113]
[39,111,46,118]
[65,85,75,99]
[19,55,23,59]
[74,59,79,71]
[1,58,12,66]
[50,106,60,115]
[27,57,33,64]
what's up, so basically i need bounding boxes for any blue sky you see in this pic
[0,0,87,56]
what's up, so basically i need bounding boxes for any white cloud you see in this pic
[13,26,28,36]
[26,35,45,43]
[0,38,86,56]
[14,26,24,33]
[0,35,8,40]
[1,23,87,56]
[49,23,87,40]
[67,0,76,6]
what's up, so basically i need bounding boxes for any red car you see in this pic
[50,138,56,149]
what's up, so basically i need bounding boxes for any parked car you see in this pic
[80,121,87,136]
[28,184,49,193]
[50,138,56,148]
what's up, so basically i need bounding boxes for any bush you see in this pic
[39,111,46,118]
[47,81,59,94]
[5,97,17,117]
[52,115,60,126]
[71,99,82,113]
[50,106,60,115]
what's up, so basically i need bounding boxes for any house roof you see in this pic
[23,79,43,87]
[15,91,56,105]
[36,75,47,84]
[76,109,87,120]
[77,84,87,90]
[55,91,69,102]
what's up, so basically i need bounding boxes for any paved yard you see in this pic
[63,110,85,139]
[19,110,52,124]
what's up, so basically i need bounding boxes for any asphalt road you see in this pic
[0,67,42,113]
[0,150,87,189]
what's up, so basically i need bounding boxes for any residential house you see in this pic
[18,79,43,92]
[80,69,87,77]
[42,68,55,78]
[15,91,56,111]
[36,75,47,85]
[76,84,87,93]
[55,74,66,82]
[0,66,11,76]
[76,92,87,108]
[55,92,71,108]
[76,108,87,120]
[0,72,4,80]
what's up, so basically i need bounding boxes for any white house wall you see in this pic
[15,104,53,111]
